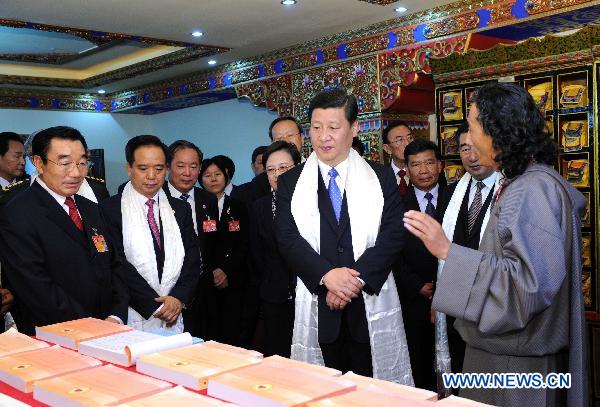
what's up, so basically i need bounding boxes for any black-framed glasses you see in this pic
[47,159,91,172]
[266,163,294,175]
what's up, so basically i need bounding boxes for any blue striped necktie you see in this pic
[328,168,342,223]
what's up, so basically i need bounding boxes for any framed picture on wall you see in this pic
[88,149,106,179]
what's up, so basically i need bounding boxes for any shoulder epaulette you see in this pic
[85,175,106,184]
[1,178,29,192]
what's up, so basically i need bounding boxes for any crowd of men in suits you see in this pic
[0,85,585,405]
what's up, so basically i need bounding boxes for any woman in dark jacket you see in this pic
[199,157,248,346]
[250,141,301,357]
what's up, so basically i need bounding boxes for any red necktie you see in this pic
[64,197,84,232]
[398,169,408,196]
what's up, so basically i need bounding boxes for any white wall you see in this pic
[151,98,278,185]
[0,98,277,193]
[0,108,150,193]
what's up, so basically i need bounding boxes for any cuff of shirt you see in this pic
[108,315,123,324]
[153,304,164,316]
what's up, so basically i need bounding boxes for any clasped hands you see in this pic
[323,267,364,311]
[153,295,183,327]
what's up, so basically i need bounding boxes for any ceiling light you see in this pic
[394,6,407,13]
[281,0,297,5]
[208,60,217,65]
[97,89,106,94]
[191,31,203,37]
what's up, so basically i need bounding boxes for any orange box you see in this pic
[207,358,356,406]
[0,328,49,357]
[35,317,132,350]
[262,355,341,377]
[0,345,101,393]
[342,372,437,401]
[33,364,172,406]
[307,386,438,406]
[136,341,263,390]
[116,386,233,406]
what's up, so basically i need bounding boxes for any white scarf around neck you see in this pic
[121,181,185,333]
[290,149,413,384]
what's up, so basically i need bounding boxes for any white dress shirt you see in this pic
[468,172,498,208]
[168,182,196,234]
[318,157,348,195]
[0,177,14,188]
[133,188,161,232]
[224,182,233,196]
[414,184,439,214]
[217,193,225,221]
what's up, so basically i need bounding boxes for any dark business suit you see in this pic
[393,184,444,391]
[276,160,404,375]
[202,194,249,346]
[99,192,201,320]
[436,179,495,376]
[0,181,129,335]
[231,172,271,206]
[250,194,296,357]
[162,183,218,336]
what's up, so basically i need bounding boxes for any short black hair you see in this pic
[455,122,470,143]
[262,141,302,167]
[308,89,358,124]
[125,135,168,166]
[167,140,203,165]
[268,116,303,141]
[473,82,557,178]
[32,126,88,163]
[213,155,235,179]
[382,121,411,144]
[252,146,268,164]
[404,138,442,163]
[199,157,230,186]
[0,132,23,156]
[352,137,365,156]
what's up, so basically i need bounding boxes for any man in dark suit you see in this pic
[435,123,497,378]
[394,138,444,391]
[0,126,128,335]
[163,140,218,336]
[100,135,200,331]
[276,90,405,377]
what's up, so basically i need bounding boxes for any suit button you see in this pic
[337,247,344,253]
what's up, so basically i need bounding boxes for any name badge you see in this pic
[228,220,240,232]
[92,234,109,253]
[203,219,217,233]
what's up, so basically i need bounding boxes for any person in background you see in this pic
[404,82,586,406]
[251,145,267,176]
[213,155,236,196]
[0,132,25,188]
[250,141,301,357]
[393,138,443,391]
[351,137,365,157]
[382,122,414,196]
[163,140,219,337]
[269,116,305,160]
[0,126,129,335]
[100,135,200,333]
[200,157,249,346]
[434,122,498,391]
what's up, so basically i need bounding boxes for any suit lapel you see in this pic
[32,183,88,250]
[405,187,420,212]
[337,194,350,238]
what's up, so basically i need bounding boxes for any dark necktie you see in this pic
[467,181,484,234]
[398,169,408,196]
[271,190,277,220]
[328,168,342,223]
[64,197,84,232]
[146,199,161,249]
[424,192,435,217]
[180,193,190,202]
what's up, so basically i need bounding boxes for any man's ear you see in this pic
[126,163,132,178]
[32,155,44,175]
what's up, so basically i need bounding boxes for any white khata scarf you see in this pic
[435,171,502,376]
[290,149,413,385]
[121,181,185,333]
[30,171,98,203]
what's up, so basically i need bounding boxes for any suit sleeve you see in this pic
[249,200,265,286]
[105,235,130,323]
[217,201,249,285]
[275,172,333,294]
[0,208,86,324]
[168,204,201,306]
[353,167,405,294]
[99,201,161,319]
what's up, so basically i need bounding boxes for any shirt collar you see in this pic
[131,184,159,208]
[36,177,70,206]
[317,157,349,186]
[168,181,194,202]
[390,159,405,175]
[0,176,14,188]
[414,184,439,202]
[472,171,498,190]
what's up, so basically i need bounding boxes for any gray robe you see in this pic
[433,164,586,407]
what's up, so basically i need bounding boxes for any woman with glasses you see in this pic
[199,157,248,346]
[250,141,301,357]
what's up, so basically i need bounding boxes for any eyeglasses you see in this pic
[266,163,294,175]
[47,159,91,172]
[389,135,414,146]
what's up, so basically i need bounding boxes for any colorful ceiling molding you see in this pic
[115,89,237,115]
[0,88,111,112]
[431,24,600,83]
[358,0,399,4]
[235,75,294,116]
[524,0,591,14]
